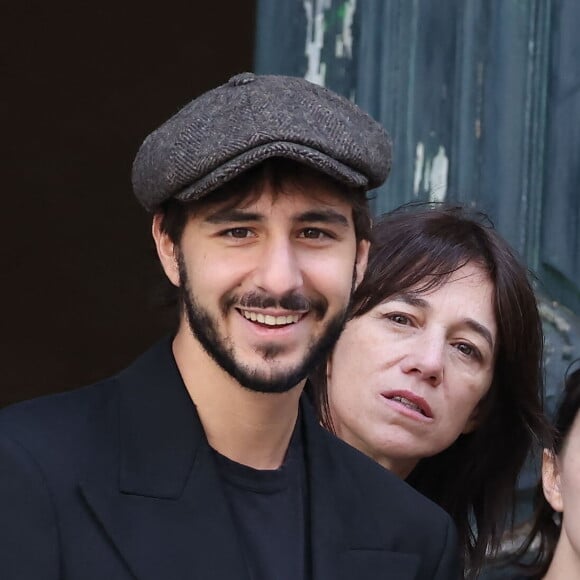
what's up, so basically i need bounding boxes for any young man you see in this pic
[0,73,460,579]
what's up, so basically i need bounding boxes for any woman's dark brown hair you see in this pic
[308,203,550,578]
[516,363,580,578]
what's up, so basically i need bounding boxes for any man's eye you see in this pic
[224,228,252,238]
[299,228,328,239]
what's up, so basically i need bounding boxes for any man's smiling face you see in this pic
[154,178,369,393]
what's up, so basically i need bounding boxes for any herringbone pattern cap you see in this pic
[132,73,392,211]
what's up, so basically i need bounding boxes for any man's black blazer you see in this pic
[0,340,460,579]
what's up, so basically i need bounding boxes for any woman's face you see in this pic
[327,261,497,477]
[542,414,580,570]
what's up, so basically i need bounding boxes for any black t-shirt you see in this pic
[213,418,309,580]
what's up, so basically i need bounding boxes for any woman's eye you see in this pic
[455,343,478,358]
[387,314,411,325]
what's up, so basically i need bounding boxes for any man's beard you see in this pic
[177,255,353,394]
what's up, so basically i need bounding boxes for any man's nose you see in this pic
[400,334,444,387]
[251,238,304,298]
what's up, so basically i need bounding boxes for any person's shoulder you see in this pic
[315,425,460,577]
[0,338,174,442]
[0,374,119,455]
[322,426,453,528]
[0,338,174,473]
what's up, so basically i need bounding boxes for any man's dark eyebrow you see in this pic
[295,210,350,227]
[389,293,495,349]
[204,208,351,227]
[204,209,263,224]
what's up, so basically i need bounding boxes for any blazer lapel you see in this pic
[79,340,249,580]
[302,399,420,580]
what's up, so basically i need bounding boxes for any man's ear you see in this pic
[542,448,564,513]
[354,239,370,289]
[152,214,180,287]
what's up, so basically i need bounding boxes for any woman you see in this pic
[308,204,551,578]
[517,365,580,578]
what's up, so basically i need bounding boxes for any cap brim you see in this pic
[172,142,369,205]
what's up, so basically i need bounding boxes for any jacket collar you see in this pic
[80,339,419,580]
[117,337,200,498]
[301,399,419,578]
[80,339,249,580]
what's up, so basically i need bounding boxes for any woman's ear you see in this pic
[152,214,180,287]
[542,448,564,513]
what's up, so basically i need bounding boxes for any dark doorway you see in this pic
[3,2,256,406]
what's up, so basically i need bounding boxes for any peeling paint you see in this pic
[539,302,572,335]
[413,143,449,200]
[423,158,432,193]
[337,0,356,59]
[304,0,357,85]
[304,0,332,86]
[413,142,424,196]
[475,62,484,139]
[428,146,449,202]
[335,36,344,58]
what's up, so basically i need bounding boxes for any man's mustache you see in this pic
[224,291,328,318]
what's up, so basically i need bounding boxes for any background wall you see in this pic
[3,1,256,406]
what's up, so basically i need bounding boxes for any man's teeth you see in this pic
[391,396,425,415]
[240,310,300,326]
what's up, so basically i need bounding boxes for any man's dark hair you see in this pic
[157,157,371,245]
[154,158,371,315]
[308,203,551,578]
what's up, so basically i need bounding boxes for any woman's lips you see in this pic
[381,390,434,421]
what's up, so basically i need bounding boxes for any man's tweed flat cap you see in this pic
[132,72,392,211]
